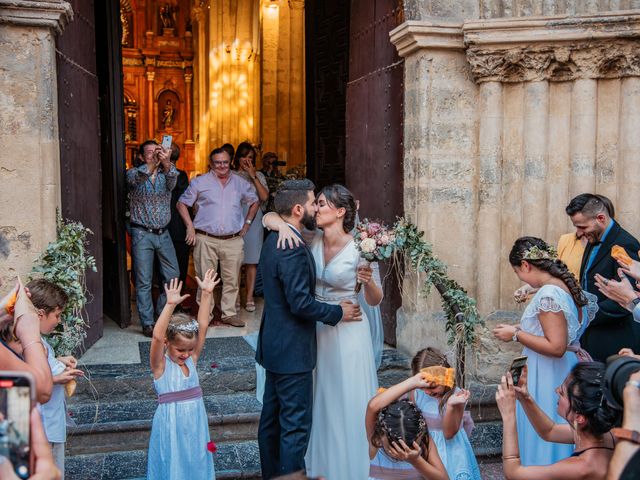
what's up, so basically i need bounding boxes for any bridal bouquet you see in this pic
[353,219,396,292]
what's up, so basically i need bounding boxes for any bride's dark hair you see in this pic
[318,184,357,233]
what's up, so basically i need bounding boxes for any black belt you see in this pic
[130,222,167,235]
[195,229,241,240]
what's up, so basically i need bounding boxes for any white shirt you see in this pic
[38,338,67,443]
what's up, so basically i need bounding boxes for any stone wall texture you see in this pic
[393,3,640,381]
[0,24,61,289]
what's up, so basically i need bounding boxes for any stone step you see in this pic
[66,440,261,480]
[67,392,261,455]
[66,439,503,480]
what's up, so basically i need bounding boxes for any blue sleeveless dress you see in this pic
[147,356,215,479]
[414,389,481,479]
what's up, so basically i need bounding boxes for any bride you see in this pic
[264,183,382,479]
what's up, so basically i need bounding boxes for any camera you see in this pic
[273,160,287,167]
[603,355,640,410]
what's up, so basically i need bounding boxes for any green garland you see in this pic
[31,213,96,356]
[393,218,483,347]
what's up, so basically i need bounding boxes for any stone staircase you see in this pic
[65,337,502,479]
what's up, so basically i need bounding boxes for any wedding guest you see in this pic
[494,237,597,465]
[566,193,640,360]
[0,280,53,404]
[234,142,269,312]
[408,347,480,479]
[366,373,448,480]
[177,148,259,327]
[146,273,219,480]
[496,363,620,480]
[127,140,180,337]
[514,194,615,302]
[221,143,235,165]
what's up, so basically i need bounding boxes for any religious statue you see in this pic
[159,4,176,30]
[162,100,174,128]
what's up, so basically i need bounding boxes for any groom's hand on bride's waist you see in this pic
[339,300,362,322]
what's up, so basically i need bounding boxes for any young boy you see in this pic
[19,279,83,479]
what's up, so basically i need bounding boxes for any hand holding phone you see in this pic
[0,371,34,479]
[161,134,172,151]
[509,356,528,387]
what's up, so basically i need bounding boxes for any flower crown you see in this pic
[523,245,557,261]
[168,319,199,333]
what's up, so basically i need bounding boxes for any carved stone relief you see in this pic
[466,40,640,83]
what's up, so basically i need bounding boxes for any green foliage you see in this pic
[393,218,483,347]
[31,213,96,356]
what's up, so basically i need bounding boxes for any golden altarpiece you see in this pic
[120,0,306,176]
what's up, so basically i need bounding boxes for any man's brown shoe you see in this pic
[221,315,245,327]
[142,325,154,337]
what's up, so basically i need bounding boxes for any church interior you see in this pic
[119,0,307,176]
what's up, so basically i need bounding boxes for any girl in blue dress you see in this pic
[147,272,219,480]
[493,237,597,466]
[366,373,448,480]
[410,347,481,480]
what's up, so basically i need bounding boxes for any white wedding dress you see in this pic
[305,230,379,480]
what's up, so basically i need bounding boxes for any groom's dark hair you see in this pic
[274,179,316,216]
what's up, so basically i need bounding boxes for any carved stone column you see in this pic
[288,0,305,166]
[390,20,479,353]
[0,0,73,287]
[184,72,193,142]
[146,68,156,139]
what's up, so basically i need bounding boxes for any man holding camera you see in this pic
[127,140,180,337]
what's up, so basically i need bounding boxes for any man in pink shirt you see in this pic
[177,147,259,326]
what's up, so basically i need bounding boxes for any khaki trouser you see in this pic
[194,234,244,318]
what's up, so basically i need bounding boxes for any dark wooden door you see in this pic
[305,0,350,189]
[346,0,404,345]
[96,0,131,328]
[56,0,104,349]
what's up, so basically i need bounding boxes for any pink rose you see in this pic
[379,234,390,245]
[360,231,368,239]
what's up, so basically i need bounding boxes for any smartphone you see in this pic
[509,356,528,386]
[161,134,172,150]
[0,371,34,479]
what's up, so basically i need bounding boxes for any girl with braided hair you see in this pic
[366,373,448,480]
[493,236,599,466]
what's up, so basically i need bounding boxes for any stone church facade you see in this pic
[1,0,640,378]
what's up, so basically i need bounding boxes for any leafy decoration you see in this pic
[30,212,96,356]
[392,218,483,349]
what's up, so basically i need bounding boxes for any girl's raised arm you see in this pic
[443,388,471,439]
[193,269,219,363]
[150,279,189,378]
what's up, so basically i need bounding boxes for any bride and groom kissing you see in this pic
[256,179,382,479]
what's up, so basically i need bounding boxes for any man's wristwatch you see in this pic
[612,428,640,444]
[627,297,640,312]
[512,326,521,343]
[245,219,252,225]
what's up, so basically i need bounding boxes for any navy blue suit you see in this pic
[255,228,342,479]
[579,221,640,361]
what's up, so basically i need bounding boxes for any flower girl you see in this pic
[146,271,219,479]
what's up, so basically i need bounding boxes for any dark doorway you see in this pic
[306,0,404,345]
[96,0,131,329]
[346,0,404,345]
[305,0,350,189]
[56,0,104,349]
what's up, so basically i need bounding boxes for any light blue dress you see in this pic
[516,285,597,466]
[414,389,481,480]
[147,356,215,480]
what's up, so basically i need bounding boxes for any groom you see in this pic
[255,179,362,479]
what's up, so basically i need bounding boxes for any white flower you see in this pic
[360,238,377,254]
[378,234,390,245]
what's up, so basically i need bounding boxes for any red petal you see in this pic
[207,441,217,453]
[210,362,219,369]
